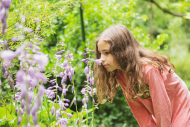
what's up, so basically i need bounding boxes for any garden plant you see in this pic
[0,0,190,127]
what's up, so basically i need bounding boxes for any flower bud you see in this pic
[3,0,11,9]
[84,66,88,74]
[51,105,55,115]
[33,113,37,125]
[17,115,22,125]
[66,113,73,118]
[76,118,79,125]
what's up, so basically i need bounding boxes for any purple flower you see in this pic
[51,104,55,115]
[16,69,25,83]
[11,36,19,42]
[38,38,42,41]
[0,7,5,21]
[67,54,73,60]
[27,122,31,127]
[15,45,25,55]
[66,113,73,118]
[62,88,68,95]
[17,115,22,125]
[55,55,62,61]
[81,59,86,62]
[15,92,21,102]
[72,86,74,93]
[28,66,35,77]
[64,103,69,107]
[82,98,85,104]
[76,118,79,125]
[61,75,67,84]
[59,87,62,91]
[34,72,47,83]
[84,66,88,74]
[74,97,76,105]
[56,109,60,121]
[23,27,33,33]
[38,85,44,97]
[33,113,37,125]
[65,66,70,74]
[87,73,91,81]
[57,50,64,54]
[30,78,38,87]
[61,60,68,68]
[28,91,34,104]
[85,60,89,64]
[0,50,16,62]
[81,88,86,94]
[3,0,11,9]
[37,25,40,31]
[21,99,25,109]
[58,117,68,126]
[70,67,74,75]
[58,71,63,77]
[45,89,55,99]
[33,54,48,71]
[84,103,87,109]
[15,23,23,29]
[83,53,87,56]
[20,14,25,22]
[63,98,70,102]
[49,79,56,85]
[8,74,13,89]
[34,46,40,51]
[95,59,102,65]
[90,77,94,86]
[68,72,72,83]
[27,104,31,115]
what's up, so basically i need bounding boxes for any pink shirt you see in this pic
[116,65,190,127]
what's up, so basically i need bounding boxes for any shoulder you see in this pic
[143,64,157,75]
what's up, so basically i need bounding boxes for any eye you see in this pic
[105,52,110,55]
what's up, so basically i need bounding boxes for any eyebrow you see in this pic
[98,49,110,52]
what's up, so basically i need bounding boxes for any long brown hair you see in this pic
[94,24,174,104]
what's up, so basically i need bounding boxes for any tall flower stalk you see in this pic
[45,43,77,126]
[81,42,98,126]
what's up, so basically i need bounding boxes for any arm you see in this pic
[145,67,172,127]
[126,99,158,127]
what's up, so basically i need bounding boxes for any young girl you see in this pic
[94,24,190,127]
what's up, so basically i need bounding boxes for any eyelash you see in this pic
[98,52,110,55]
[105,52,109,55]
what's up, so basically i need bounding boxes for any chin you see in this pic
[106,68,116,72]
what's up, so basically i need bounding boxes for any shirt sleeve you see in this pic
[126,99,158,127]
[145,67,172,127]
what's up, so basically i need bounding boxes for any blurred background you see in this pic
[2,0,190,126]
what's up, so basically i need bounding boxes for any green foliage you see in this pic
[1,0,190,126]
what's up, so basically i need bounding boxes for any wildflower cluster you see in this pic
[81,42,101,126]
[0,10,48,126]
[0,1,101,126]
[44,43,75,126]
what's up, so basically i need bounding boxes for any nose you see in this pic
[100,55,105,62]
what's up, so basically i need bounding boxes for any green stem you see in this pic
[45,97,50,124]
[55,77,58,127]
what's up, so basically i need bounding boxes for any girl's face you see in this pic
[97,40,121,72]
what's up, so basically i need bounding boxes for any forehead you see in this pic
[97,40,111,51]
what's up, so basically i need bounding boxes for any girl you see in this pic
[94,24,190,127]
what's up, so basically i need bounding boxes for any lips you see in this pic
[103,64,109,67]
